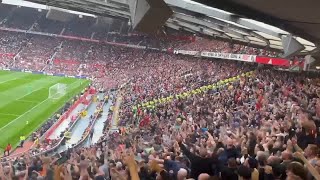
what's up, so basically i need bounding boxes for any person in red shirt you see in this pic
[4,143,11,156]
[139,115,150,128]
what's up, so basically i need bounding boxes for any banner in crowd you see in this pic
[0,53,15,57]
[255,56,290,67]
[173,50,200,56]
[9,68,22,72]
[60,35,99,43]
[113,32,195,42]
[53,59,80,65]
[201,52,256,62]
[104,41,147,49]
[1,68,88,79]
[255,56,305,69]
[32,71,44,75]
[147,47,161,51]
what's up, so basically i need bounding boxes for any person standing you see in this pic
[90,128,94,141]
[20,135,26,147]
[4,143,11,156]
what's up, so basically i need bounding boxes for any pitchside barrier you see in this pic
[35,94,95,156]
[0,68,89,79]
[44,90,91,140]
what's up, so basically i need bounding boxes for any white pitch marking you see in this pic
[0,79,83,132]
[16,100,40,104]
[0,78,17,85]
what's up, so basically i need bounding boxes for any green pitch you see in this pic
[0,70,90,150]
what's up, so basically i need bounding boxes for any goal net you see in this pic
[49,83,67,99]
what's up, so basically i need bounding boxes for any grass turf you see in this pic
[0,70,90,150]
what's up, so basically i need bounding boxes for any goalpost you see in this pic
[48,83,67,99]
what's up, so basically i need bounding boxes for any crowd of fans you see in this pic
[1,55,319,179]
[15,36,60,71]
[0,10,319,179]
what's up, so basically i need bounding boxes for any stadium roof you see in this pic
[5,0,318,54]
[188,0,320,61]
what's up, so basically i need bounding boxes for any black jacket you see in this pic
[179,142,219,178]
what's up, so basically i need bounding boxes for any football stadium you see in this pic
[0,0,319,179]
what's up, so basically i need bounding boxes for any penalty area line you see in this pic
[0,78,17,85]
[0,98,48,132]
[16,100,41,104]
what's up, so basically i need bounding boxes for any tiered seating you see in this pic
[0,28,318,180]
[16,36,61,71]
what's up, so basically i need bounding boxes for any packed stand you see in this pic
[0,31,28,68]
[2,6,319,180]
[2,63,320,180]
[0,31,28,54]
[102,64,320,180]
[55,40,91,63]
[0,31,319,179]
[15,36,61,71]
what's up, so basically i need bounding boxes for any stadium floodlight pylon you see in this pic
[48,83,67,99]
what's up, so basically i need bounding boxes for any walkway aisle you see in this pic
[56,93,104,152]
[90,99,112,144]
[110,94,122,131]
[48,102,87,139]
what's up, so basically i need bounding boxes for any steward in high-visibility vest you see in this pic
[34,138,39,146]
[64,131,71,139]
[20,135,26,147]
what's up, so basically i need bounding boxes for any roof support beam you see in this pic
[236,18,282,38]
[222,27,246,40]
[26,0,130,17]
[172,13,224,32]
[165,0,233,21]
[167,0,287,41]
[250,31,270,46]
